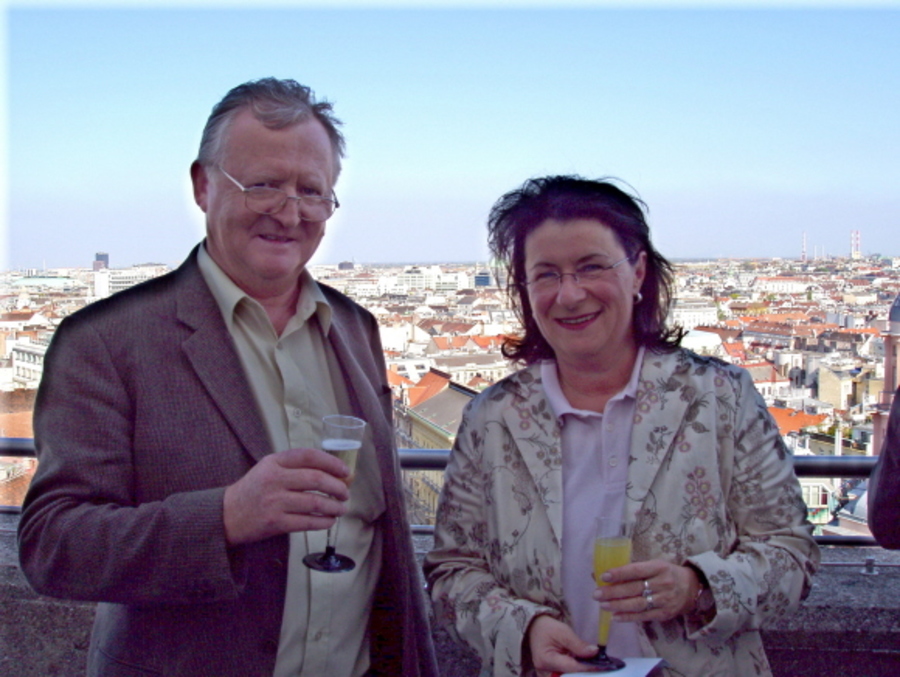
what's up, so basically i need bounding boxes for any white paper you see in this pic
[561,657,664,677]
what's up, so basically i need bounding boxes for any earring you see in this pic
[634,291,643,304]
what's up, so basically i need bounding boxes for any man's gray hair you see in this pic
[196,78,345,178]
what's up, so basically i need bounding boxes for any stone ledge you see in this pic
[4,525,900,677]
[1,565,93,677]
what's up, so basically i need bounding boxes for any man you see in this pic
[18,78,438,677]
[869,385,900,549]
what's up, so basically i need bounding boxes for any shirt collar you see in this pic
[540,346,645,420]
[197,242,332,334]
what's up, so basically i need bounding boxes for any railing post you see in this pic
[863,556,878,575]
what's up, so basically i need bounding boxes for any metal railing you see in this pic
[2,438,880,545]
[1,438,38,458]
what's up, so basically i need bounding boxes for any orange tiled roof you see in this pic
[754,312,812,324]
[767,406,829,436]
[722,342,746,361]
[431,337,451,351]
[431,336,471,351]
[469,335,505,350]
[738,361,786,383]
[407,370,451,408]
[467,375,492,388]
[387,369,415,388]
[441,322,477,335]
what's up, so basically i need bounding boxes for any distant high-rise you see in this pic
[851,230,862,260]
[474,270,493,287]
[93,252,109,271]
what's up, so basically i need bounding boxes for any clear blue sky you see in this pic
[5,2,900,270]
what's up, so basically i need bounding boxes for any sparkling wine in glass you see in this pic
[302,415,366,573]
[584,516,633,672]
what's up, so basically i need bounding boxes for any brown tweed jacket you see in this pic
[18,246,438,677]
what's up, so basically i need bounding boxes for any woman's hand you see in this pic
[592,560,702,623]
[526,614,602,677]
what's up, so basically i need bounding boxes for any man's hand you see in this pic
[527,614,601,677]
[223,447,351,546]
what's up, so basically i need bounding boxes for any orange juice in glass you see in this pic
[587,516,633,671]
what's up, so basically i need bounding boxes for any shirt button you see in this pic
[314,630,324,641]
[609,456,619,467]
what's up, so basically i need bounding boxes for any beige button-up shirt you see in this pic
[198,245,385,677]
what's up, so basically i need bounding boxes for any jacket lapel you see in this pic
[325,302,401,491]
[625,350,693,524]
[500,366,565,546]
[326,307,380,430]
[174,251,271,464]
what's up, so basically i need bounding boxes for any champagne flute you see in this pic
[584,516,633,672]
[302,414,366,573]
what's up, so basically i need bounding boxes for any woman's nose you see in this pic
[554,274,587,304]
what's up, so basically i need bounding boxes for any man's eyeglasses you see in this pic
[525,256,633,294]
[217,166,339,222]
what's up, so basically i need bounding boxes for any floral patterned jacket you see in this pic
[424,349,819,677]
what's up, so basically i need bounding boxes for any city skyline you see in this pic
[5,243,896,276]
[3,251,895,276]
[5,1,900,270]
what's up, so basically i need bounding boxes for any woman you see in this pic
[424,176,819,677]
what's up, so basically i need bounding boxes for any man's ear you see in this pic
[190,161,209,213]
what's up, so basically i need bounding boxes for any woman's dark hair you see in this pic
[487,175,683,364]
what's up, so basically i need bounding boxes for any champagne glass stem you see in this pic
[330,516,342,551]
[599,608,612,647]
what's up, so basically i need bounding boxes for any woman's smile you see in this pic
[555,310,602,328]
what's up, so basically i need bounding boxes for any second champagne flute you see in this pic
[302,414,366,573]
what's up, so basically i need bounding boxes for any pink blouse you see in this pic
[540,348,645,658]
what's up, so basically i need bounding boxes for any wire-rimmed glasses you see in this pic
[217,166,339,222]
[525,256,633,296]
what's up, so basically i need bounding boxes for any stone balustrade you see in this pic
[4,514,900,676]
